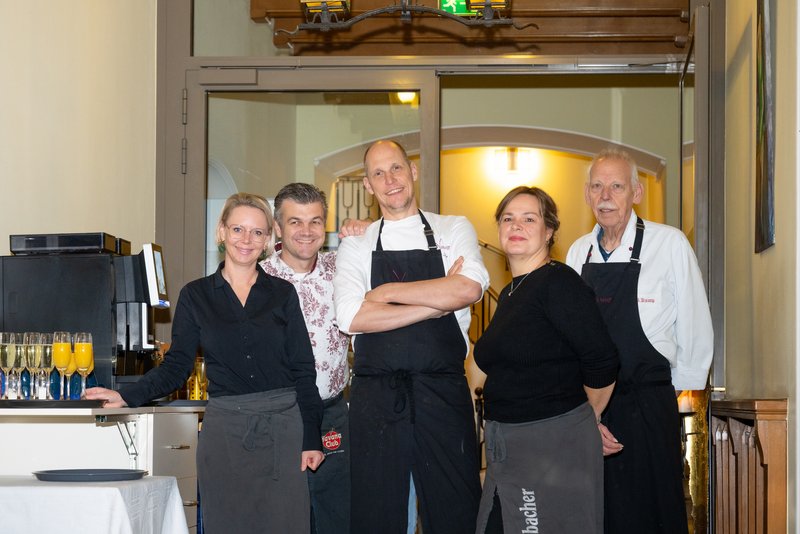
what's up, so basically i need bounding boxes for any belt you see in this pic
[322,391,344,408]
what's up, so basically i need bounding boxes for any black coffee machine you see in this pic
[3,233,170,389]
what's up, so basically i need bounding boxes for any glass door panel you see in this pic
[205,90,420,274]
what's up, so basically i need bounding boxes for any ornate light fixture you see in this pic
[297,0,528,32]
[300,1,350,19]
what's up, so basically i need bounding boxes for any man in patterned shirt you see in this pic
[261,182,352,534]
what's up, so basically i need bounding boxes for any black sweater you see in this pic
[474,260,619,423]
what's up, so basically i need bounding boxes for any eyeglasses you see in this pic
[226,224,269,243]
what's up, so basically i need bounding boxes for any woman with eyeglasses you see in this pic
[87,192,323,533]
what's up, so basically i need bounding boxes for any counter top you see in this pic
[0,403,206,417]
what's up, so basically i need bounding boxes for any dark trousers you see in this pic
[350,374,481,534]
[309,393,350,534]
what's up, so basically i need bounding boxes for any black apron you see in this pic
[580,218,688,534]
[350,211,481,534]
[476,403,603,534]
[197,388,309,534]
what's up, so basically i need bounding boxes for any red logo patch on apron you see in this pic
[322,430,342,451]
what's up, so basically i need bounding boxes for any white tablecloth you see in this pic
[0,475,189,534]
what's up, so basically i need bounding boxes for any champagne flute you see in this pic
[23,333,42,400]
[40,334,54,400]
[11,334,24,400]
[65,351,77,400]
[73,332,93,399]
[0,333,11,400]
[52,332,71,401]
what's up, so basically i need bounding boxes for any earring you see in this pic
[217,242,225,253]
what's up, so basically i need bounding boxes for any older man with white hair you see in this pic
[566,148,713,534]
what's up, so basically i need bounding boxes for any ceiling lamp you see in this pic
[297,0,524,32]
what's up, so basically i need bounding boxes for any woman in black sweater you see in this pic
[88,193,323,533]
[473,186,619,534]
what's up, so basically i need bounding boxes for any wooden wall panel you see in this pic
[711,399,787,534]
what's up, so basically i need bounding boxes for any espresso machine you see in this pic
[2,232,170,390]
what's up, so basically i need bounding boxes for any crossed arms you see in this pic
[333,215,489,335]
[349,257,482,333]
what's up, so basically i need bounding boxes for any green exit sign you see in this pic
[439,0,477,16]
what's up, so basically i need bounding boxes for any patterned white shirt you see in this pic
[261,251,350,399]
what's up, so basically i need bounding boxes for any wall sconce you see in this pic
[466,0,509,21]
[467,0,509,7]
[301,1,350,16]
[495,147,519,172]
[300,1,350,26]
[491,146,541,182]
[506,146,518,172]
[396,92,417,104]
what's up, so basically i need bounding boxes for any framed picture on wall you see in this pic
[755,0,775,253]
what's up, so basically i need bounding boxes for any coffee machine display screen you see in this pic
[142,243,170,309]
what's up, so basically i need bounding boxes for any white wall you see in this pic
[0,0,157,255]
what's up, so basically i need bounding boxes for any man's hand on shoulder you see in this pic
[448,256,464,276]
[338,218,372,239]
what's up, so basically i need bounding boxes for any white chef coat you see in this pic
[566,211,713,390]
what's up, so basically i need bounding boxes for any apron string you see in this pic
[584,217,646,264]
[389,370,415,424]
[375,210,438,252]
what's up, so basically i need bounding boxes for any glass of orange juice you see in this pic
[52,332,72,400]
[65,351,77,400]
[74,332,93,399]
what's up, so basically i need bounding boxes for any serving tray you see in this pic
[32,469,148,482]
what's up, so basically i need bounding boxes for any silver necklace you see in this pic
[508,259,551,296]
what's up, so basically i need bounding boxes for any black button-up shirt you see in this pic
[121,264,322,450]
